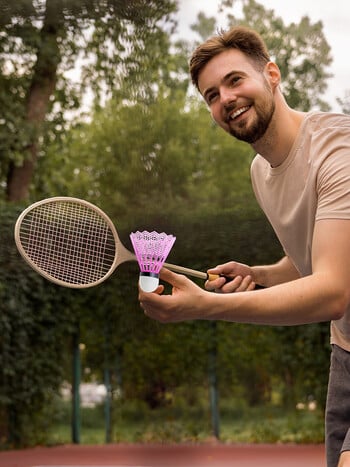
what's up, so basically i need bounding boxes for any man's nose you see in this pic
[220,86,237,106]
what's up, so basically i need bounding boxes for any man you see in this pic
[138,26,350,467]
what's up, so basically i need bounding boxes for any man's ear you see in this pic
[264,61,281,89]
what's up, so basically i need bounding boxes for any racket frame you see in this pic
[14,197,136,288]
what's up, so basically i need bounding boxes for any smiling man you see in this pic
[199,49,276,144]
[138,26,350,467]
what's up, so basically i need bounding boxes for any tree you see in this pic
[0,203,79,446]
[0,0,178,201]
[337,90,350,114]
[32,86,255,221]
[217,0,332,110]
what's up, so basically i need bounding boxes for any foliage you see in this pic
[0,0,179,200]
[0,203,330,447]
[0,202,81,447]
[47,398,325,444]
[217,0,332,110]
[33,89,255,219]
[337,91,350,114]
[71,209,330,419]
[271,323,330,408]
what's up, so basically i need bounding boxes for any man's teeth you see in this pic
[231,106,250,119]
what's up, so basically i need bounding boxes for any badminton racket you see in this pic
[14,197,223,289]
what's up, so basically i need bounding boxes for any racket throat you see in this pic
[139,272,160,293]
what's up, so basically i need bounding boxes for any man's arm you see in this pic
[252,255,300,288]
[205,255,300,293]
[139,219,350,326]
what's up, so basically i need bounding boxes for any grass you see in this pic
[220,406,324,444]
[47,398,325,445]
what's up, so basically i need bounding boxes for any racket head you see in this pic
[14,197,134,288]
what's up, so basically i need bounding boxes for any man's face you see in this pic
[198,49,276,144]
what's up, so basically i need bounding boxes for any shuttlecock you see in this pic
[130,230,176,292]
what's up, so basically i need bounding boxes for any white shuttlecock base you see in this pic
[139,272,160,292]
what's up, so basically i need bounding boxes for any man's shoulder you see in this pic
[305,111,350,130]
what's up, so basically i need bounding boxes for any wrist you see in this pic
[251,265,268,287]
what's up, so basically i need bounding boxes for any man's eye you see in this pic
[230,76,242,86]
[207,92,218,104]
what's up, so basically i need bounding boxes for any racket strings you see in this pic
[19,202,117,285]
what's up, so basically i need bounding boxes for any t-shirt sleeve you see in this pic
[315,128,350,220]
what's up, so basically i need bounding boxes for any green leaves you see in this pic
[0,203,78,446]
[219,0,332,110]
[0,0,179,200]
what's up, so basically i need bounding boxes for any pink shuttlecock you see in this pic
[130,230,176,292]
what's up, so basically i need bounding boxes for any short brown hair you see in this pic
[190,26,270,90]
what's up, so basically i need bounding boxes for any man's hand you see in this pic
[205,261,257,293]
[139,268,207,323]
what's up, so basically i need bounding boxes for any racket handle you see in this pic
[209,274,265,289]
[163,263,265,289]
[163,262,208,279]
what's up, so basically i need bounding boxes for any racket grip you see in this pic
[209,274,265,289]
[163,263,265,289]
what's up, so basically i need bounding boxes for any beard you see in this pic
[228,84,275,144]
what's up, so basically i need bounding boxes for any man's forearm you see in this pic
[252,256,300,288]
[202,273,344,326]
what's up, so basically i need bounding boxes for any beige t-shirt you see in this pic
[250,111,350,350]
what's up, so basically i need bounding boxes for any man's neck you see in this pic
[252,100,306,168]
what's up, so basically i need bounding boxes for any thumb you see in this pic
[159,267,188,286]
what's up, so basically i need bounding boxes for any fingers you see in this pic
[205,261,256,293]
[235,275,256,292]
[159,267,186,285]
[206,274,256,293]
[137,268,204,323]
[138,285,165,322]
[138,269,184,300]
[138,269,187,323]
[205,275,226,292]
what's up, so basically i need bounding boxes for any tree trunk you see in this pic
[6,0,62,201]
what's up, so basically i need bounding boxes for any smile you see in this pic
[229,105,251,120]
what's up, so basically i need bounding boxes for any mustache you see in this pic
[223,102,250,122]
[224,102,236,114]
[223,103,235,124]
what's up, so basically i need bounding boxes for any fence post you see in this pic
[72,321,81,444]
[209,321,220,439]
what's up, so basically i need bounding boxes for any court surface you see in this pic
[0,443,325,467]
